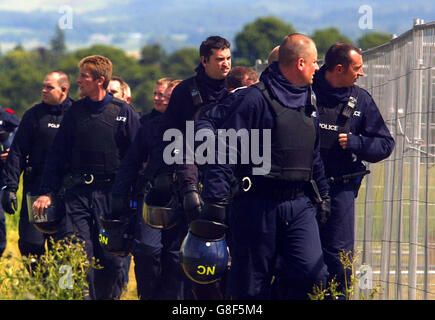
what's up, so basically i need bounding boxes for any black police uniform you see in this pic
[312,65,395,297]
[0,107,20,257]
[38,93,140,300]
[1,99,72,258]
[200,62,330,299]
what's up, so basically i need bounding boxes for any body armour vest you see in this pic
[29,104,66,172]
[70,99,123,175]
[317,86,360,177]
[255,82,315,182]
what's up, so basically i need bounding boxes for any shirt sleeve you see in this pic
[1,110,33,191]
[347,92,395,163]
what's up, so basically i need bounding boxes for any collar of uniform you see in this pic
[312,65,352,107]
[260,61,309,109]
[84,92,114,114]
[194,63,227,102]
[41,96,73,115]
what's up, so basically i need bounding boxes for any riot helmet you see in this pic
[142,184,180,230]
[99,217,133,257]
[26,193,62,234]
[179,219,230,284]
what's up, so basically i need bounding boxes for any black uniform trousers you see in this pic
[64,183,126,300]
[131,204,187,300]
[319,182,356,298]
[229,193,329,300]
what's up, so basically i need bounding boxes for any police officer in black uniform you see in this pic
[163,36,231,300]
[1,71,72,259]
[0,106,20,257]
[33,56,140,300]
[312,42,395,297]
[199,34,330,300]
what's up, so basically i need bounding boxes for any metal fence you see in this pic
[355,19,435,300]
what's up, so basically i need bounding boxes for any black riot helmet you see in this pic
[142,177,181,229]
[26,193,63,234]
[99,217,133,257]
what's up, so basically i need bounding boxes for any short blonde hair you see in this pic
[156,77,172,86]
[167,79,182,90]
[78,55,113,89]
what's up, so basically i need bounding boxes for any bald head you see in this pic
[278,33,315,67]
[277,33,319,87]
[267,46,280,65]
[47,71,70,89]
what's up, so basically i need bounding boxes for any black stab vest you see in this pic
[255,82,315,182]
[70,99,123,175]
[29,105,66,172]
[317,86,359,177]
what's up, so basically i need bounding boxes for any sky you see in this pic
[0,0,433,53]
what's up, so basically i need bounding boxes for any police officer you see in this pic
[199,33,330,300]
[163,35,231,300]
[110,79,183,300]
[312,42,395,297]
[0,106,20,257]
[32,56,141,300]
[224,66,259,92]
[1,71,72,259]
[140,77,172,124]
[163,35,230,223]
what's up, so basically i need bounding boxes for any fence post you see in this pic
[408,19,424,300]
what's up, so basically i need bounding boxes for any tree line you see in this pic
[0,16,391,117]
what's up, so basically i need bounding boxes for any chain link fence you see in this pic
[355,19,435,300]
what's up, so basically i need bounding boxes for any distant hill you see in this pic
[0,0,433,54]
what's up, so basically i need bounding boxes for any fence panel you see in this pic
[357,19,435,300]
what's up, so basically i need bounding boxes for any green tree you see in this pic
[0,49,49,116]
[357,32,391,51]
[140,43,166,65]
[162,47,198,79]
[50,25,66,55]
[131,64,164,114]
[311,27,354,58]
[234,16,295,65]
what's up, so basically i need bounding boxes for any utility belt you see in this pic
[327,169,371,198]
[327,170,370,185]
[61,172,115,191]
[231,175,307,201]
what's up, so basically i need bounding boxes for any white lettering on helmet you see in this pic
[116,116,127,122]
[48,123,60,128]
